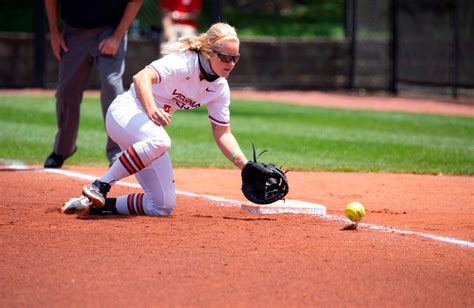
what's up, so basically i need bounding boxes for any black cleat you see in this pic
[82,180,111,208]
[44,147,77,168]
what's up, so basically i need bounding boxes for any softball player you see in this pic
[62,22,248,216]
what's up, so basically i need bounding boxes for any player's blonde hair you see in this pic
[161,22,239,59]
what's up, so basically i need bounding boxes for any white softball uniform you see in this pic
[104,50,231,216]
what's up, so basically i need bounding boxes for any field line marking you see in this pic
[3,163,473,249]
[41,168,242,206]
[324,214,474,248]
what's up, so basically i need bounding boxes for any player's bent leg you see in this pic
[82,90,174,211]
[145,189,176,216]
[82,98,172,200]
[114,191,176,216]
[98,136,171,185]
[114,153,177,216]
[83,153,176,216]
[106,100,171,154]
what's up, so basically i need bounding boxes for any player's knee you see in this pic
[148,135,171,156]
[145,191,176,217]
[147,205,175,216]
[160,135,171,152]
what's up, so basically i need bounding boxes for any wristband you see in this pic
[231,152,241,163]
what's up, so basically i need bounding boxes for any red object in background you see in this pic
[160,0,202,28]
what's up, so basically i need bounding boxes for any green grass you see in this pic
[0,95,473,175]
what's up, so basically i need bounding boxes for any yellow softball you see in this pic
[345,202,366,222]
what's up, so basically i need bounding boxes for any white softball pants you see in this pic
[105,94,176,216]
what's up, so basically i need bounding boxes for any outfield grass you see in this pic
[0,95,473,175]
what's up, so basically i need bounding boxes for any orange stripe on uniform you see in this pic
[136,194,145,215]
[120,154,137,174]
[127,194,137,215]
[127,146,145,170]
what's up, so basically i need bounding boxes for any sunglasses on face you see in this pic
[213,49,240,64]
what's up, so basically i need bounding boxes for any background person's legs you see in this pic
[96,28,127,164]
[45,26,95,168]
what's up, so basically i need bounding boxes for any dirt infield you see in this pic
[0,166,473,306]
[1,89,473,306]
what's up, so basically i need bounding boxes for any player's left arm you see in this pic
[99,0,143,55]
[211,123,248,170]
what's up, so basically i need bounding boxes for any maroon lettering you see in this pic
[171,89,201,110]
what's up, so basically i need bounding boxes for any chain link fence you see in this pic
[397,0,474,97]
[1,0,473,98]
[349,0,474,98]
[350,0,392,90]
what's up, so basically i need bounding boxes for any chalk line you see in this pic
[3,163,473,249]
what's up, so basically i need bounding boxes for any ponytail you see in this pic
[161,22,239,59]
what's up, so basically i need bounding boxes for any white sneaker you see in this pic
[62,196,92,214]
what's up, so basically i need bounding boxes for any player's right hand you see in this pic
[148,107,172,127]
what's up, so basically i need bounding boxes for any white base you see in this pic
[241,199,326,216]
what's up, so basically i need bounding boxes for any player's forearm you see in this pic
[212,124,248,169]
[112,0,143,40]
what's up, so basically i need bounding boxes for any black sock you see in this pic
[89,198,117,215]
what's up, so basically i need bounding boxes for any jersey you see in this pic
[129,50,231,126]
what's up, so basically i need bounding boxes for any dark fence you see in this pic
[348,0,474,98]
[1,0,473,99]
[0,34,353,90]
